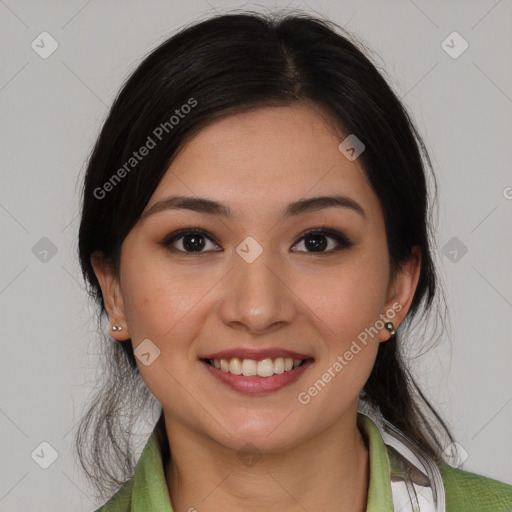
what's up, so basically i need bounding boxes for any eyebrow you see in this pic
[140,194,367,222]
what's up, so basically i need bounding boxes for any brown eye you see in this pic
[292,228,354,254]
[161,228,221,254]
[160,227,354,256]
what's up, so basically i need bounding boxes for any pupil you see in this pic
[183,234,205,252]
[181,233,327,252]
[305,234,327,252]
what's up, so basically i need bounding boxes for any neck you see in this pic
[164,410,369,512]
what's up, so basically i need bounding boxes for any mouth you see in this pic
[199,356,315,394]
[200,356,313,377]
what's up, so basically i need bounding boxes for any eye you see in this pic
[160,227,354,255]
[291,228,354,254]
[160,228,221,254]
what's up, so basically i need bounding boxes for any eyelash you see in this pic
[160,226,354,256]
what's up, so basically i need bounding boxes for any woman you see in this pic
[76,10,512,512]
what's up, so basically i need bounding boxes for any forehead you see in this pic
[148,104,381,222]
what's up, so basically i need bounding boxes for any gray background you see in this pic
[1,0,511,510]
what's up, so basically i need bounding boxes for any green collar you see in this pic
[357,413,394,511]
[124,413,392,511]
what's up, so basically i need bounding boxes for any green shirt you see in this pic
[95,414,512,511]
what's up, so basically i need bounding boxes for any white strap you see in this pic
[359,407,446,512]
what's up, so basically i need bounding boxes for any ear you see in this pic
[379,246,421,342]
[90,251,130,341]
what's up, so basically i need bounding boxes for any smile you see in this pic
[205,356,305,377]
[200,357,315,394]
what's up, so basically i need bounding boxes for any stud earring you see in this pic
[111,325,123,332]
[384,322,396,336]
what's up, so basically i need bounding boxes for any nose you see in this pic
[218,245,295,335]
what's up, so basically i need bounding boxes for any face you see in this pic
[92,104,420,453]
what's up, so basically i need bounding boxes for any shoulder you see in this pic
[92,480,134,512]
[439,463,512,511]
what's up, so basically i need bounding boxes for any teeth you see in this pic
[257,358,274,377]
[241,359,257,376]
[229,357,242,375]
[208,357,307,377]
[273,357,284,374]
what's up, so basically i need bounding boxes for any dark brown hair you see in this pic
[76,9,453,501]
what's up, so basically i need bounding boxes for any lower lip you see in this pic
[201,359,314,394]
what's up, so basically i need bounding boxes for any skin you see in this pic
[92,103,421,512]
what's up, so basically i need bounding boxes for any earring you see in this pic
[111,325,123,332]
[384,322,396,336]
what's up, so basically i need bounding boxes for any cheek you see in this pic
[294,274,384,419]
[118,256,209,407]
[122,278,208,364]
[119,238,205,342]
[295,253,389,342]
[118,248,225,400]
[292,250,388,399]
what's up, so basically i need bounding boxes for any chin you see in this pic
[208,416,305,454]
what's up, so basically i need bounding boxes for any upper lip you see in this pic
[200,348,313,360]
